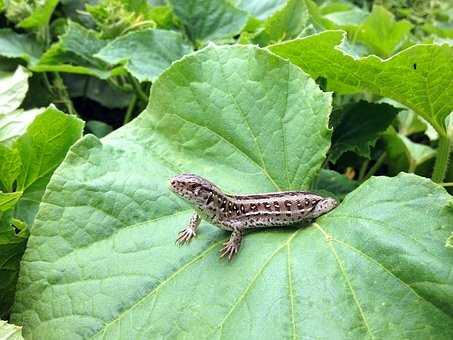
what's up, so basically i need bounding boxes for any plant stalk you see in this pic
[363,152,387,182]
[128,75,148,103]
[432,134,451,183]
[124,95,137,124]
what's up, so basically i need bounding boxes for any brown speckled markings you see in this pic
[169,174,338,260]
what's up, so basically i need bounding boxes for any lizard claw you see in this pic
[219,241,239,261]
[176,228,196,246]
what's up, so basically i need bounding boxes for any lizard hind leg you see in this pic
[220,228,244,261]
[176,213,201,246]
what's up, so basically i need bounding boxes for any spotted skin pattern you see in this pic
[169,174,338,260]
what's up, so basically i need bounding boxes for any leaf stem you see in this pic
[53,72,77,116]
[432,134,451,183]
[362,152,387,182]
[440,182,453,187]
[128,74,148,103]
[124,95,137,124]
[358,160,369,181]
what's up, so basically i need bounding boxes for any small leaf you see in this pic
[352,5,413,57]
[312,169,358,201]
[0,106,83,317]
[0,108,42,191]
[397,109,427,136]
[0,66,30,114]
[168,0,248,43]
[63,74,132,109]
[0,29,43,66]
[86,120,113,138]
[383,128,436,174]
[0,319,23,340]
[252,0,310,46]
[0,211,26,319]
[269,30,453,135]
[0,106,84,224]
[17,0,59,29]
[96,29,193,82]
[33,21,114,79]
[329,101,399,162]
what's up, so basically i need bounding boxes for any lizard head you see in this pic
[169,173,218,207]
[311,196,338,218]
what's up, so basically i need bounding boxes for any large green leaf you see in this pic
[11,45,453,339]
[168,0,248,43]
[0,29,43,66]
[95,29,193,82]
[269,30,453,135]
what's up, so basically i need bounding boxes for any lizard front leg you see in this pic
[220,228,244,261]
[176,213,201,246]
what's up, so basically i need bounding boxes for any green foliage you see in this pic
[0,65,83,318]
[86,0,156,39]
[352,5,413,57]
[269,31,453,135]
[3,0,58,29]
[252,0,310,46]
[10,47,453,337]
[168,0,248,43]
[95,29,193,82]
[0,29,43,65]
[329,101,399,162]
[33,21,113,78]
[1,0,453,338]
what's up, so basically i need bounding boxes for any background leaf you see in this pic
[269,30,453,134]
[233,0,286,20]
[312,168,358,201]
[0,66,30,114]
[352,5,413,57]
[33,21,114,79]
[0,106,83,318]
[0,211,26,319]
[95,29,193,82]
[0,192,22,212]
[17,0,59,29]
[252,0,310,46]
[329,101,399,162]
[383,128,436,175]
[0,30,43,66]
[168,0,248,43]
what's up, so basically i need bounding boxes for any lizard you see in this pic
[169,173,338,260]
